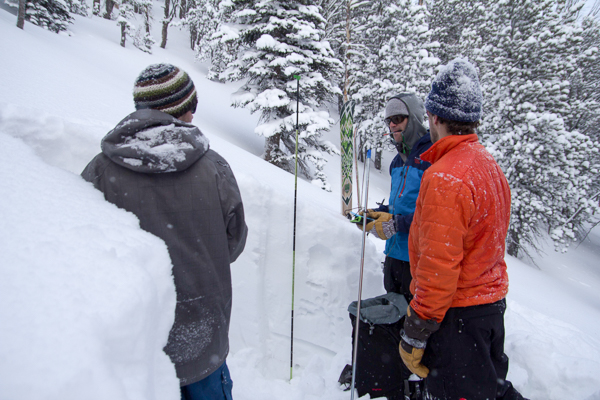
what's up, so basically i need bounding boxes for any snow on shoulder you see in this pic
[0,133,179,400]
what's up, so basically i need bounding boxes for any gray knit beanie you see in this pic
[385,98,410,119]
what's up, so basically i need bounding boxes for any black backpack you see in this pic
[339,292,423,400]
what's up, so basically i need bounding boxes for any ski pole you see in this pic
[290,74,300,381]
[350,148,372,400]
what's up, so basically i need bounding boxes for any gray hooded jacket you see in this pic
[389,93,428,155]
[81,109,248,386]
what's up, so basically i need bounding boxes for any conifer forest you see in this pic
[8,0,600,259]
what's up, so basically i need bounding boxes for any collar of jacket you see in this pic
[421,133,479,164]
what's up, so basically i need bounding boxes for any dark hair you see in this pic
[436,115,480,135]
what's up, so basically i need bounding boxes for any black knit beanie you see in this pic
[133,64,198,119]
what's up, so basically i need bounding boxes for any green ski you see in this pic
[340,100,355,217]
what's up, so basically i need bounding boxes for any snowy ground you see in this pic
[1,7,600,400]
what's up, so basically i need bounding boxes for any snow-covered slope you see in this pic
[1,8,600,400]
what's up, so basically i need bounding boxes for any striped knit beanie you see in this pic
[133,64,197,119]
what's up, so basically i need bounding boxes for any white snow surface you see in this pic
[2,7,600,400]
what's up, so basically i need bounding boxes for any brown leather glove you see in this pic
[354,209,375,231]
[399,306,440,378]
[364,211,396,240]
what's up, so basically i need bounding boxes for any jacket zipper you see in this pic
[398,165,409,199]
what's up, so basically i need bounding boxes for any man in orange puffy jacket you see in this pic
[398,59,527,400]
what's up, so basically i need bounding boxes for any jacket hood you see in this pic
[389,93,427,153]
[101,109,209,173]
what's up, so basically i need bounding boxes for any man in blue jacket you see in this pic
[361,93,432,302]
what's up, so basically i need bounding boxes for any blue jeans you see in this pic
[180,362,233,400]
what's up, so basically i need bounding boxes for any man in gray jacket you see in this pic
[82,64,248,400]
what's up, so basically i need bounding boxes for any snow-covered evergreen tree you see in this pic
[198,2,243,82]
[426,0,467,64]
[25,0,73,33]
[479,0,600,257]
[116,0,135,47]
[315,0,357,108]
[210,0,343,190]
[65,0,88,16]
[185,0,222,54]
[572,16,600,147]
[565,14,600,240]
[160,0,180,48]
[132,0,155,53]
[352,0,437,170]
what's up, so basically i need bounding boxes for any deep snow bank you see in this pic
[4,102,600,400]
[0,132,179,400]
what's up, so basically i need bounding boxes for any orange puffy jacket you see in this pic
[408,134,511,323]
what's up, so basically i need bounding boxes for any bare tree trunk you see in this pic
[188,0,196,49]
[92,0,101,15]
[507,231,519,257]
[104,0,115,19]
[190,27,197,50]
[161,22,169,48]
[120,23,127,47]
[16,0,26,29]
[358,138,365,163]
[179,0,186,19]
[342,0,351,102]
[264,133,282,167]
[375,149,382,171]
[143,5,150,34]
[160,0,171,48]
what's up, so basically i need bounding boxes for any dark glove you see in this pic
[364,211,396,240]
[399,306,440,378]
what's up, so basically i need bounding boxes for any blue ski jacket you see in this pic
[378,133,432,261]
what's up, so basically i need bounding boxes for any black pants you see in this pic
[422,299,525,400]
[383,256,413,303]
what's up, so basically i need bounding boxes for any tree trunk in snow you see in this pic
[161,21,169,48]
[104,0,115,19]
[179,0,186,19]
[190,27,197,50]
[374,149,382,171]
[342,0,351,103]
[264,133,282,167]
[92,0,100,15]
[160,0,171,48]
[507,231,519,258]
[120,23,127,47]
[144,6,150,34]
[16,0,26,29]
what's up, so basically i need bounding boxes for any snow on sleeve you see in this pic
[0,133,179,400]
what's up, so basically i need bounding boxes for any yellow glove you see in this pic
[399,306,440,378]
[399,339,429,378]
[354,209,375,231]
[364,211,396,240]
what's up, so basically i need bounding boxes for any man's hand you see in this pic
[365,211,396,240]
[399,306,440,378]
[353,209,375,231]
[399,339,428,378]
